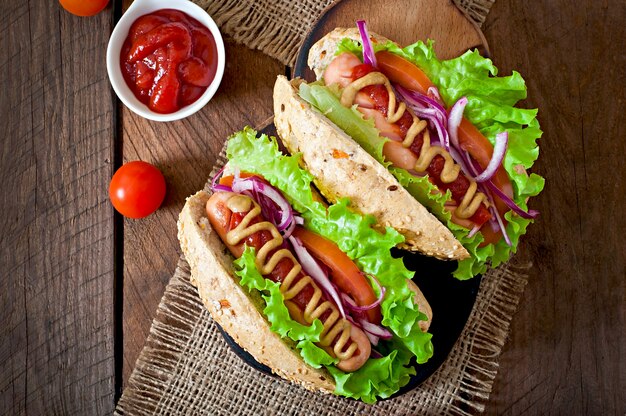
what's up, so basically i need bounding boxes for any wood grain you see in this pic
[301,0,487,59]
[1,0,623,413]
[0,0,116,415]
[121,40,284,385]
[484,0,626,414]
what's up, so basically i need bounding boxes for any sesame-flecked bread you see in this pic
[307,27,393,80]
[273,75,468,260]
[177,191,335,393]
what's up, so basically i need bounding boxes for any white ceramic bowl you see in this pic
[106,0,225,122]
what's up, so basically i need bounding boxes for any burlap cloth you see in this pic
[115,1,532,415]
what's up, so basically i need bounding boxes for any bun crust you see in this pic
[307,27,393,80]
[273,75,468,260]
[178,191,335,393]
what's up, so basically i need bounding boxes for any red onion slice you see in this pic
[370,348,383,358]
[356,20,377,68]
[472,132,508,183]
[464,153,538,220]
[288,236,346,319]
[427,86,443,105]
[485,180,540,219]
[467,224,481,238]
[395,84,447,115]
[232,176,293,231]
[448,146,475,178]
[448,96,468,151]
[341,292,358,309]
[364,332,380,346]
[358,318,393,340]
[394,85,450,149]
[211,165,233,193]
[282,218,296,240]
[339,276,385,312]
[482,186,512,246]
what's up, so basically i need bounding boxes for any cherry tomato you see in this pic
[59,0,109,16]
[292,226,381,324]
[109,161,166,218]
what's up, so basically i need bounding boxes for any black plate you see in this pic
[216,124,482,399]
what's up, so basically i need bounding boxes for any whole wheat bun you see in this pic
[273,75,468,260]
[307,27,392,80]
[178,189,433,394]
[178,190,335,394]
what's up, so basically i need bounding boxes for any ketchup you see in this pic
[120,9,218,114]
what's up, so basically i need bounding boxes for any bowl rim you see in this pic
[106,0,226,122]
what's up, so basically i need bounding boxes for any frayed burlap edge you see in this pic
[115,129,529,415]
[193,0,495,66]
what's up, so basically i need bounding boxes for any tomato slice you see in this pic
[218,172,260,187]
[375,51,434,94]
[292,227,381,324]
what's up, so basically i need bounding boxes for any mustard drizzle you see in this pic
[225,195,357,360]
[340,72,487,219]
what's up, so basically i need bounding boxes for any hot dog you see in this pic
[273,23,544,279]
[178,128,434,403]
[205,191,371,372]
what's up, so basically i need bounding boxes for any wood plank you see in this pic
[484,0,626,414]
[304,0,486,56]
[121,40,284,385]
[0,1,116,414]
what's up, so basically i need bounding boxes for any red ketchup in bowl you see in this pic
[120,9,218,114]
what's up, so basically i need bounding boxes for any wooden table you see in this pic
[1,0,624,414]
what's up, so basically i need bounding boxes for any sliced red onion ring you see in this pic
[396,84,448,116]
[212,183,233,193]
[356,20,377,68]
[211,165,233,193]
[341,292,357,308]
[448,146,475,179]
[394,85,450,149]
[232,176,293,231]
[467,224,482,238]
[472,132,508,183]
[448,96,468,151]
[338,276,385,312]
[364,332,380,346]
[288,236,346,319]
[358,318,393,340]
[345,314,376,346]
[370,347,383,357]
[282,218,297,240]
[481,186,511,246]
[485,180,539,219]
[427,86,443,105]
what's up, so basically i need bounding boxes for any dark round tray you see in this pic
[217,11,484,398]
[217,248,481,399]
[217,124,482,400]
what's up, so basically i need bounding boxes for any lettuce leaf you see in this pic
[226,127,433,402]
[298,39,544,279]
[234,246,337,368]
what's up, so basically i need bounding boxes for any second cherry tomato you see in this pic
[59,0,109,17]
[109,161,166,219]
